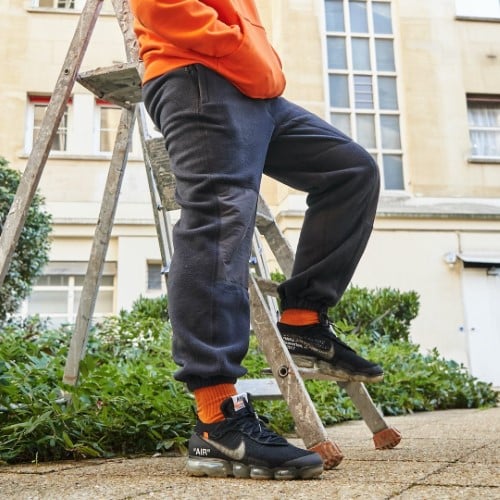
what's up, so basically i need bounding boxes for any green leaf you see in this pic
[62,431,74,449]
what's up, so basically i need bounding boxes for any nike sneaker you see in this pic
[187,393,323,480]
[277,315,384,383]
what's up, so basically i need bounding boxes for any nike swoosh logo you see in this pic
[204,438,246,461]
[318,343,335,359]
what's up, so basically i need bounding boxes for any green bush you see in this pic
[329,286,420,343]
[0,290,497,464]
[0,298,192,464]
[0,157,52,321]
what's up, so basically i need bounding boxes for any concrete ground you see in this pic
[0,406,498,499]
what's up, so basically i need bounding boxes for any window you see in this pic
[25,94,141,158]
[94,100,140,156]
[30,0,114,12]
[147,262,164,291]
[26,95,70,153]
[324,0,404,190]
[31,0,82,9]
[21,262,116,326]
[456,0,500,19]
[467,96,500,160]
[96,101,122,153]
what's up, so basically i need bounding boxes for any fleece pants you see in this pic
[143,64,380,391]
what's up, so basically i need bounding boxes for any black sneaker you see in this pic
[187,393,323,480]
[277,315,384,383]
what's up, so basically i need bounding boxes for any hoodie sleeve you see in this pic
[131,0,243,58]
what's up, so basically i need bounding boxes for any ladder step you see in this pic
[77,62,142,107]
[237,369,378,401]
[236,378,282,400]
[143,138,180,211]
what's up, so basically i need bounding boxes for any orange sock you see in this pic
[194,383,237,424]
[279,308,319,326]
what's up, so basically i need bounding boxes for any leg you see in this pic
[143,65,274,390]
[264,98,383,382]
[264,98,380,311]
[144,72,325,479]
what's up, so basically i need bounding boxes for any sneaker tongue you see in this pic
[231,393,248,412]
[221,393,249,417]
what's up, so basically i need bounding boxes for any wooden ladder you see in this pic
[0,0,401,469]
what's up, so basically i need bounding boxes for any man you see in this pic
[130,0,382,480]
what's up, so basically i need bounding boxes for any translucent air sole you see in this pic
[187,457,323,480]
[292,355,384,383]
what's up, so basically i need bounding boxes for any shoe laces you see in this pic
[319,312,356,353]
[225,403,287,445]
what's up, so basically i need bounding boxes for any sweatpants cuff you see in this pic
[277,293,328,315]
[181,375,238,392]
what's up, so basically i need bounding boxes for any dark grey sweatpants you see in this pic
[143,64,380,391]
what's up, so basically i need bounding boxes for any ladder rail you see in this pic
[111,0,141,64]
[249,274,328,445]
[255,195,295,278]
[251,196,401,452]
[62,107,136,386]
[251,232,279,322]
[137,106,174,277]
[249,274,344,468]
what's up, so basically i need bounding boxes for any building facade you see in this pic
[1,0,499,385]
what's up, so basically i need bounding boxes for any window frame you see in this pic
[30,0,84,9]
[94,100,123,155]
[20,262,116,326]
[93,99,142,158]
[25,95,72,155]
[467,95,500,163]
[24,94,144,159]
[28,0,116,12]
[324,0,405,191]
[455,0,500,21]
[146,261,166,293]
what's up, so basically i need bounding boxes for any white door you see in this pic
[462,267,500,386]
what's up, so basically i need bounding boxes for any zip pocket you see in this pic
[185,64,209,108]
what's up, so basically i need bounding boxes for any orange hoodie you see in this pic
[130,0,286,99]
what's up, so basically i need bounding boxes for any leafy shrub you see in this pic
[329,286,419,343]
[0,298,193,464]
[0,157,52,321]
[1,290,497,464]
